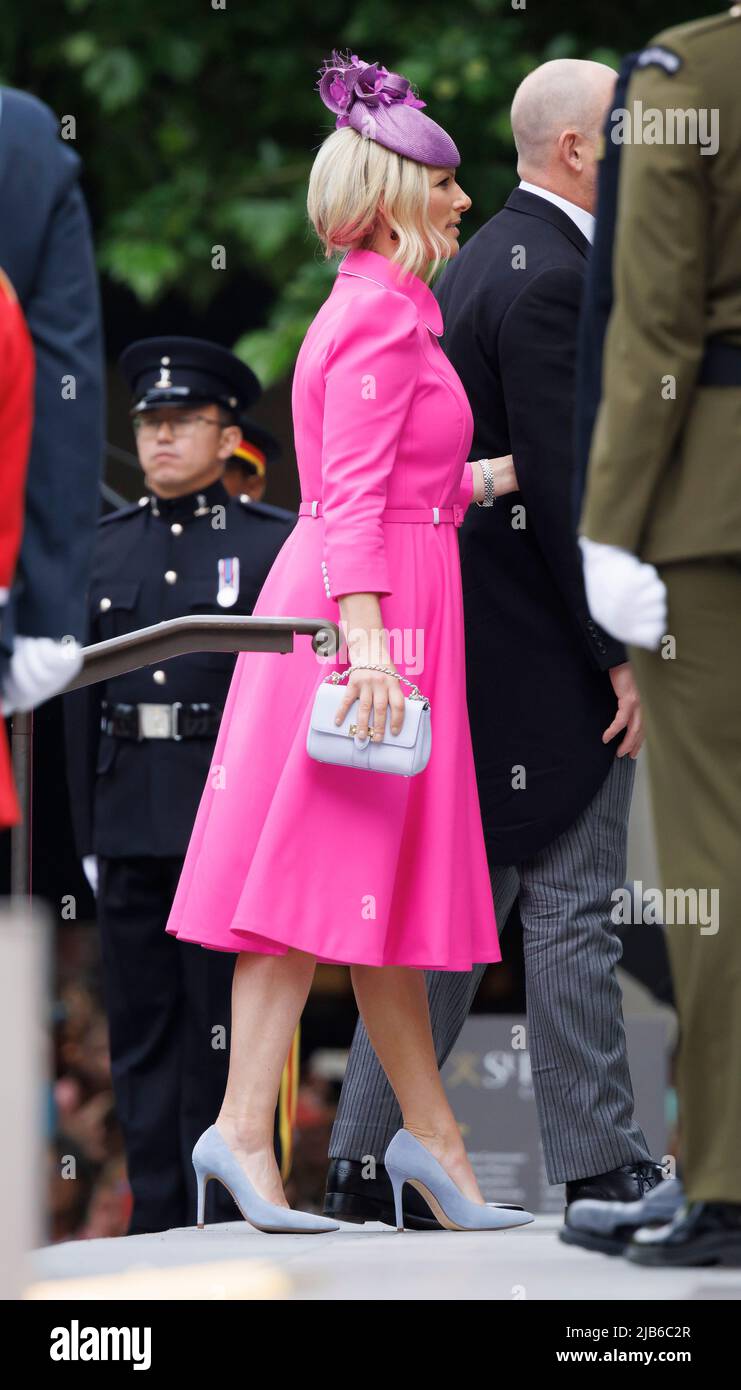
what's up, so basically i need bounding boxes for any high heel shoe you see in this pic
[384,1128,535,1232]
[193,1125,339,1234]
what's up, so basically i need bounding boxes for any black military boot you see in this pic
[626,1200,741,1267]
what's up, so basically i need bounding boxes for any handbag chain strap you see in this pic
[325,664,428,704]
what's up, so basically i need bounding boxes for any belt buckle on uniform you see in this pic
[138,703,174,739]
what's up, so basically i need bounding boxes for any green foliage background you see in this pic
[0,0,723,385]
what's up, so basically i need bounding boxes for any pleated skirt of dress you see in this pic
[165,516,500,970]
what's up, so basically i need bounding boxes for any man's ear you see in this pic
[217,424,243,459]
[558,129,582,171]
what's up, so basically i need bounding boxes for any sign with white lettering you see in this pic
[442,1015,668,1214]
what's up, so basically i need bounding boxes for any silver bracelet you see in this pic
[331,664,425,700]
[474,459,496,508]
[347,663,398,677]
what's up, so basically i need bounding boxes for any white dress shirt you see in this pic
[518,179,595,246]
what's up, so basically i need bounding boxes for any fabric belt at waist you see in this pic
[698,337,741,386]
[100,700,222,741]
[298,500,466,526]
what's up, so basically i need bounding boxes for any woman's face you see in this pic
[426,166,472,255]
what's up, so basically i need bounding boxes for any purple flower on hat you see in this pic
[314,47,460,169]
[317,50,426,129]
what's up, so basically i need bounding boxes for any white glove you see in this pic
[0,635,84,714]
[579,537,668,650]
[82,855,99,896]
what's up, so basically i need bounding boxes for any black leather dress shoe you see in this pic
[560,1161,664,1255]
[565,1161,664,1207]
[626,1200,741,1267]
[323,1157,526,1230]
[323,1158,442,1229]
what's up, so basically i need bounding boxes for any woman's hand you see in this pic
[334,663,406,741]
[471,454,518,501]
[335,592,406,740]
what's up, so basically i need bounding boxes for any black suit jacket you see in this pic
[0,87,104,645]
[435,187,626,864]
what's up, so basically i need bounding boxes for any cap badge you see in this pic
[155,356,172,389]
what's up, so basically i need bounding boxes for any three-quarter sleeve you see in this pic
[453,459,474,512]
[320,290,420,600]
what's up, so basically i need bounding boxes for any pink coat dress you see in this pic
[165,247,500,970]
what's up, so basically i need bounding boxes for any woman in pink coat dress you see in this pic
[167,52,532,1234]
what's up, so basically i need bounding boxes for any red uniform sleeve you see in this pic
[0,268,34,593]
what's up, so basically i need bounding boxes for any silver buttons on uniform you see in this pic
[170,522,183,536]
[99,596,112,612]
[164,570,177,584]
[320,559,331,597]
[153,669,167,685]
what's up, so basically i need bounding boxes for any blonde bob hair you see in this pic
[307,126,451,284]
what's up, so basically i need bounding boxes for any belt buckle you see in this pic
[138,703,173,739]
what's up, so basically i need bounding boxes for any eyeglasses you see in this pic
[131,413,226,438]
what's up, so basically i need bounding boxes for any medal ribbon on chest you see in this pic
[217,556,240,607]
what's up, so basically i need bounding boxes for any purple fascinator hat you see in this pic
[317,50,460,168]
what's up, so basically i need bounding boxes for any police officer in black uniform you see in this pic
[64,337,296,1235]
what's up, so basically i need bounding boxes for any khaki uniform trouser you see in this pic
[630,556,741,1203]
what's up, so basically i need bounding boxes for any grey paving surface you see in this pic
[29,1216,741,1301]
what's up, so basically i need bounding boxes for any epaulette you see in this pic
[98,499,147,526]
[236,495,296,524]
[635,44,683,75]
[645,9,740,64]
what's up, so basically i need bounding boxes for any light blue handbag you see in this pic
[306,667,431,776]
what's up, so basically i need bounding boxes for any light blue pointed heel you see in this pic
[384,1128,535,1232]
[192,1125,339,1234]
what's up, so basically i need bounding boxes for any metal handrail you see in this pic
[10,614,340,898]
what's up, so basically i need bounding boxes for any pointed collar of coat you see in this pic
[337,248,444,337]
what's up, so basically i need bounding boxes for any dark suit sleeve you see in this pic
[573,231,612,529]
[0,92,104,644]
[498,266,626,671]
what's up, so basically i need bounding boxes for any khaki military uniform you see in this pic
[580,8,741,1204]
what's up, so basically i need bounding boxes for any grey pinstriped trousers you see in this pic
[328,752,651,1185]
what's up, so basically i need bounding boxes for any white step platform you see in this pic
[26,1215,741,1301]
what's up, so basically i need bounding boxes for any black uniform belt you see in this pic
[698,337,741,386]
[100,701,223,741]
